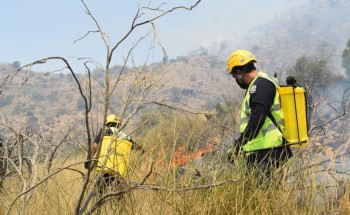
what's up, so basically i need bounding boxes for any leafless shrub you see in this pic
[1,1,207,214]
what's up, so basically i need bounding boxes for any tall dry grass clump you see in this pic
[1,110,350,214]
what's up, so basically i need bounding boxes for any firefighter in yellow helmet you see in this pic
[85,114,144,195]
[227,50,292,181]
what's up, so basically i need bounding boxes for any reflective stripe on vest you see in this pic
[240,72,285,152]
[108,127,132,141]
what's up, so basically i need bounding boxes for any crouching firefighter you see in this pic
[84,114,144,195]
[226,50,292,181]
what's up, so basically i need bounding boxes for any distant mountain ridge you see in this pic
[234,0,350,76]
[1,0,350,132]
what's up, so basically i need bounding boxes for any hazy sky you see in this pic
[1,0,307,71]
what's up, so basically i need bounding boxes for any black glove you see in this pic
[141,149,146,155]
[227,148,234,163]
[84,160,90,169]
[235,136,244,148]
[227,138,243,163]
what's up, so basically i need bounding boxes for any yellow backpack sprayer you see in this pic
[276,76,309,148]
[96,136,132,177]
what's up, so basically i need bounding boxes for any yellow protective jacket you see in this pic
[240,72,285,152]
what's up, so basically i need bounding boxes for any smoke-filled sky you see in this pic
[0,0,307,71]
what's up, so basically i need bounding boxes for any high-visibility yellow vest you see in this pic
[240,72,285,152]
[96,128,132,177]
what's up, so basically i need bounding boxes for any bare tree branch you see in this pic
[73,30,100,44]
[79,0,109,47]
[109,0,202,65]
[47,124,78,172]
[6,161,86,215]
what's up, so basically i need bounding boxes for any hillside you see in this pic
[2,2,350,214]
[0,54,239,130]
[1,0,350,146]
[239,0,350,75]
[0,64,85,132]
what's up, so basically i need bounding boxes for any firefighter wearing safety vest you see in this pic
[227,49,292,179]
[85,114,144,194]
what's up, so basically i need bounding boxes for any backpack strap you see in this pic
[267,112,289,145]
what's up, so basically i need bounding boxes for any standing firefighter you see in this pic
[85,114,143,195]
[227,49,292,181]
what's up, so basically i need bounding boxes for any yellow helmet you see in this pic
[227,50,257,74]
[106,114,121,124]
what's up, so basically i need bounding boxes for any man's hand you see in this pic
[227,138,243,163]
[234,136,243,148]
[227,148,235,163]
[84,160,90,169]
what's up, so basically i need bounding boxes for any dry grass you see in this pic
[1,112,350,214]
[0,157,84,215]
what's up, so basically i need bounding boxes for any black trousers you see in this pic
[245,146,292,183]
[96,172,124,200]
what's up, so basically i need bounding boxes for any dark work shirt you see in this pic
[241,77,276,143]
[94,128,136,149]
